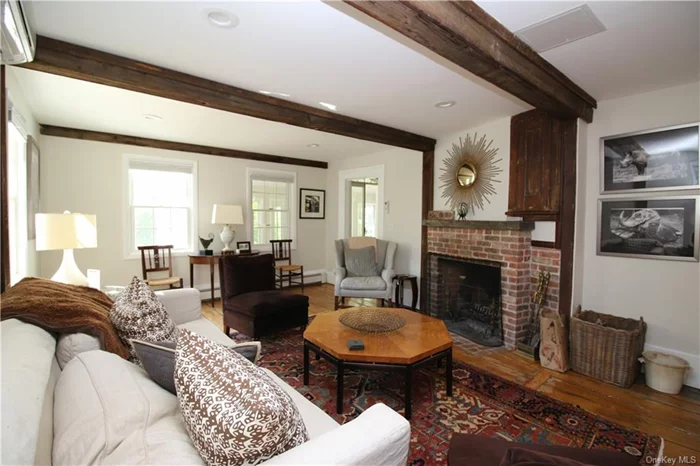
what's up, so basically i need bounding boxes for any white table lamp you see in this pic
[211,204,243,252]
[36,211,97,286]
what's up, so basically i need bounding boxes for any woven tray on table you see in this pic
[339,308,406,333]
[570,306,646,387]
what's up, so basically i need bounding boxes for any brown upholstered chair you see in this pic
[219,253,309,339]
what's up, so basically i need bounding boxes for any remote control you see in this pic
[347,339,365,350]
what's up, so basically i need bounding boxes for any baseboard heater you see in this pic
[195,270,325,299]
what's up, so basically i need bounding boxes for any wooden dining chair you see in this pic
[138,245,184,289]
[270,239,304,293]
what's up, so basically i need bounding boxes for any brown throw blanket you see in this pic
[1,277,130,359]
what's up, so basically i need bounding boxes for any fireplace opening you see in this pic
[435,256,503,347]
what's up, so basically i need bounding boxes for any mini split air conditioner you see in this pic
[1,0,35,65]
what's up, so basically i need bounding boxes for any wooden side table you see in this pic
[393,274,418,311]
[189,252,260,306]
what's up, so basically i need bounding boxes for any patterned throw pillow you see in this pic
[132,339,262,395]
[109,276,178,364]
[175,329,309,466]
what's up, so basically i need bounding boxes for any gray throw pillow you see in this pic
[344,246,379,277]
[132,338,261,394]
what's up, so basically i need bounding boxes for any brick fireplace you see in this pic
[424,211,561,348]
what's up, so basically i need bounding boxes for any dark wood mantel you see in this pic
[423,219,535,231]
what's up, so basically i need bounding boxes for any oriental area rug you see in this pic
[233,328,662,466]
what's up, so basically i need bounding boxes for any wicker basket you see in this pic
[569,306,646,387]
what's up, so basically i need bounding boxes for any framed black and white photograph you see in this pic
[299,188,325,219]
[601,123,699,193]
[598,197,698,262]
[236,241,251,252]
[26,135,40,240]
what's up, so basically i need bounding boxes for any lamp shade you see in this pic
[211,204,244,225]
[35,212,97,251]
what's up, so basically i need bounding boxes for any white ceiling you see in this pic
[476,1,700,101]
[23,0,529,141]
[16,1,699,162]
[11,67,393,162]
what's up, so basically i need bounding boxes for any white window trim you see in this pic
[338,165,385,239]
[246,167,297,251]
[7,95,28,285]
[122,154,198,260]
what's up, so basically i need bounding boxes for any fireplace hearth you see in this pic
[424,212,562,348]
[433,256,503,347]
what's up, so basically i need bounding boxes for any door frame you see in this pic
[337,165,385,239]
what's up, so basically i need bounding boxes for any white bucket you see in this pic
[639,351,691,394]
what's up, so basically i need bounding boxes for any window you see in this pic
[247,169,296,248]
[7,114,27,285]
[124,156,197,256]
[338,165,384,239]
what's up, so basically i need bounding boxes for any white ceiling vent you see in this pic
[516,4,606,53]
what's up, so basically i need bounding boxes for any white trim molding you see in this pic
[337,165,385,240]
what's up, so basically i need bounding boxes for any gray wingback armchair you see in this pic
[334,238,397,309]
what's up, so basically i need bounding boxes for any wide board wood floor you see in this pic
[202,283,700,461]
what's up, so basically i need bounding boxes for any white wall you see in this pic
[6,67,40,277]
[39,136,328,294]
[579,81,700,387]
[433,117,511,220]
[325,147,423,288]
[433,116,557,242]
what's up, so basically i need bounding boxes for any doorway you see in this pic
[350,178,379,237]
[337,165,384,239]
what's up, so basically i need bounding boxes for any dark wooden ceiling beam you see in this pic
[23,36,435,152]
[40,125,329,169]
[342,1,597,122]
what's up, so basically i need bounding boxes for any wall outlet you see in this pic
[384,201,390,214]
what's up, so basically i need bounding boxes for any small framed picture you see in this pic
[601,123,699,193]
[299,188,325,219]
[598,196,699,262]
[236,241,251,252]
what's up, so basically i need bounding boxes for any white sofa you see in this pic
[1,288,411,466]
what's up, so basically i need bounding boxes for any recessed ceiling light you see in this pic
[319,102,338,112]
[259,90,291,98]
[143,114,162,121]
[435,100,456,108]
[205,9,239,29]
[307,143,320,148]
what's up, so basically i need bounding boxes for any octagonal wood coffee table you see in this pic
[303,307,453,420]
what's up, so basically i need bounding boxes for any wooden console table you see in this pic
[189,252,259,306]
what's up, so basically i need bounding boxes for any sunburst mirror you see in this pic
[440,133,502,212]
